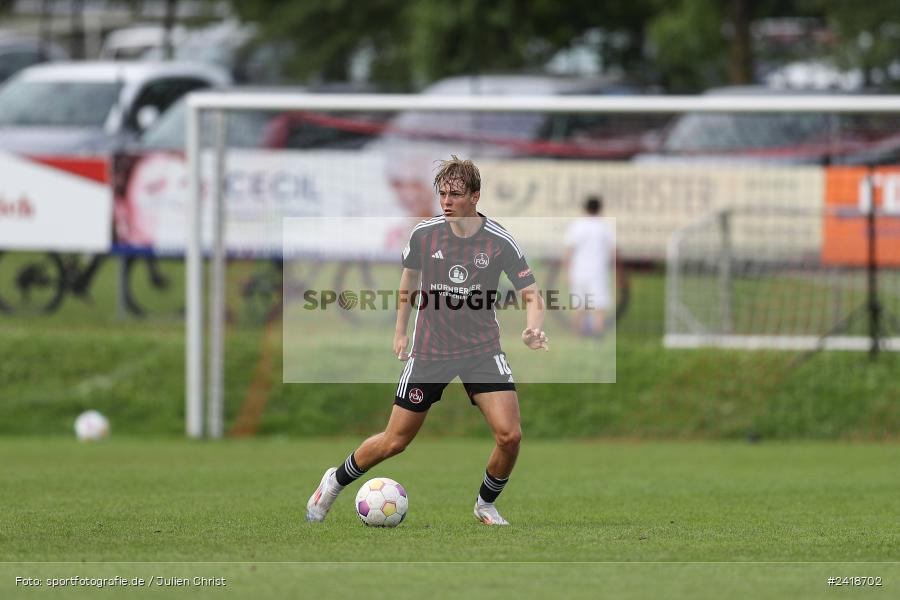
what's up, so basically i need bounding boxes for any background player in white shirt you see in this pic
[563,196,616,336]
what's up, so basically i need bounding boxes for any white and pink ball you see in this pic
[74,410,109,441]
[355,477,408,527]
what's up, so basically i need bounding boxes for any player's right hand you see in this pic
[393,332,410,360]
[522,328,549,351]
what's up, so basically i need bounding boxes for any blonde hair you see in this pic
[433,155,481,194]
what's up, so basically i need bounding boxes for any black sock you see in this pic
[335,452,366,487]
[478,470,509,503]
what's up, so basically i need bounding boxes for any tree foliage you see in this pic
[231,0,657,89]
[231,0,900,91]
[822,0,900,87]
[645,0,729,92]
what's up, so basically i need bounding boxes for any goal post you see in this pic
[183,91,900,438]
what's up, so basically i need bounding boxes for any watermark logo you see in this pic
[300,288,605,311]
[449,265,468,284]
[338,291,358,310]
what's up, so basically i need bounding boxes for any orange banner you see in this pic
[822,166,900,266]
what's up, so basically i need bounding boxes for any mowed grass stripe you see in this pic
[1,438,897,563]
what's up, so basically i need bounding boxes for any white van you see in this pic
[0,60,230,155]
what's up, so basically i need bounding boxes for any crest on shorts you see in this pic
[409,388,424,404]
[474,252,490,268]
[449,265,468,284]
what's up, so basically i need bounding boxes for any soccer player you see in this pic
[562,196,616,336]
[306,156,548,526]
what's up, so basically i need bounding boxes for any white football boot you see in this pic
[474,497,510,526]
[306,467,342,522]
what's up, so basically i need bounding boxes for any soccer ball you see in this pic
[74,410,109,441]
[355,477,408,527]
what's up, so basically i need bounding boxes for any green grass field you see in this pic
[1,256,899,439]
[1,255,899,598]
[2,438,899,599]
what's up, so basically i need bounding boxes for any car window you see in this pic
[272,112,380,149]
[664,113,831,152]
[390,111,545,142]
[127,77,210,131]
[141,99,276,150]
[112,47,152,60]
[140,98,186,148]
[0,50,43,82]
[0,79,122,127]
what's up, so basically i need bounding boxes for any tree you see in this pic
[231,0,416,88]
[728,0,753,85]
[232,0,899,92]
[645,0,729,91]
[822,0,900,88]
[231,0,658,89]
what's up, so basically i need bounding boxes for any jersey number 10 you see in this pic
[493,354,512,375]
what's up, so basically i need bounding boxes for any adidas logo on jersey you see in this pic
[431,250,445,259]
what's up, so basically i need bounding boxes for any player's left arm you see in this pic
[500,240,549,351]
[519,282,549,351]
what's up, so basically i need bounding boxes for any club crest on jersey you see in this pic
[474,252,490,268]
[449,265,468,284]
[409,388,424,404]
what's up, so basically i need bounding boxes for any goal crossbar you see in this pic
[187,92,900,114]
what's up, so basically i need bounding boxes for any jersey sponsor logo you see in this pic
[518,267,532,279]
[449,264,468,284]
[431,250,444,259]
[409,388,424,404]
[474,252,489,268]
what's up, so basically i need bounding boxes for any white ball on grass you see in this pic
[355,477,408,527]
[74,410,109,441]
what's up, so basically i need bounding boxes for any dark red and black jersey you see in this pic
[401,214,536,359]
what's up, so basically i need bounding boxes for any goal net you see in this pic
[162,90,900,437]
[665,203,900,351]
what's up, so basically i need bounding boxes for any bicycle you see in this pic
[0,251,173,316]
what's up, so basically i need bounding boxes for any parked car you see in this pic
[126,88,383,154]
[0,32,68,84]
[370,74,661,161]
[101,20,292,86]
[0,60,231,155]
[635,85,900,165]
[99,24,188,60]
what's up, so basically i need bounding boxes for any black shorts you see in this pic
[394,351,516,412]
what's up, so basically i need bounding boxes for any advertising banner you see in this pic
[114,150,400,256]
[822,166,900,266]
[480,160,824,260]
[0,153,111,252]
[114,149,825,261]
